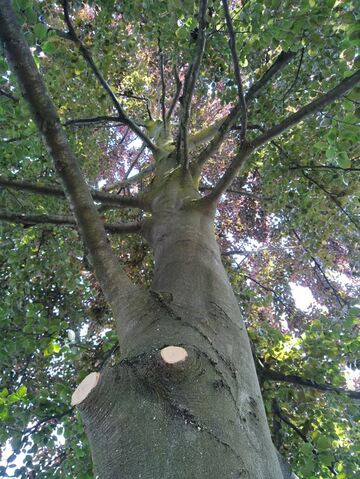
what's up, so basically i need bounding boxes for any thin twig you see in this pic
[244,274,289,308]
[103,164,155,192]
[293,230,345,307]
[117,91,152,120]
[302,172,360,232]
[290,164,360,172]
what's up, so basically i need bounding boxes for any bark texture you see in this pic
[78,166,284,478]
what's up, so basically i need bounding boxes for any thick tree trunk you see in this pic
[77,168,284,478]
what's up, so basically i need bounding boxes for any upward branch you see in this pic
[245,50,297,102]
[205,69,360,202]
[166,65,182,123]
[61,0,158,154]
[177,0,208,169]
[0,0,141,328]
[252,69,360,150]
[192,52,297,172]
[222,0,247,145]
[158,35,166,129]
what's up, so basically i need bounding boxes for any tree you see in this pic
[0,0,359,477]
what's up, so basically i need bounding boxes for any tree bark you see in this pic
[77,168,284,478]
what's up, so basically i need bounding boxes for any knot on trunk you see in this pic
[132,345,192,388]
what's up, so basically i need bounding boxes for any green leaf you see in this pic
[42,41,57,55]
[16,385,27,398]
[337,151,351,168]
[316,436,332,451]
[34,24,48,41]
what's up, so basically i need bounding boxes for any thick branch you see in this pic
[0,0,140,327]
[177,0,208,169]
[204,70,360,202]
[251,69,360,149]
[260,366,360,399]
[0,210,142,234]
[194,101,243,173]
[103,164,155,192]
[282,48,305,106]
[201,147,251,202]
[61,0,158,154]
[0,176,143,208]
[245,51,297,102]
[222,0,247,144]
[199,184,264,199]
[123,144,146,183]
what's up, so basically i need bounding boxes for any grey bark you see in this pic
[78,167,285,478]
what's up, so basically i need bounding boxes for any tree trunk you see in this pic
[77,165,284,478]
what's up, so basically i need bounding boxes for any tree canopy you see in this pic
[0,0,359,478]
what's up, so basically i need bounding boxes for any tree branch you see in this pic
[61,0,158,154]
[199,184,265,199]
[222,0,247,144]
[301,172,360,232]
[103,164,155,192]
[0,87,18,102]
[282,47,305,107]
[177,0,208,169]
[293,230,345,307]
[166,65,182,123]
[117,91,153,121]
[123,144,146,183]
[0,210,142,234]
[272,399,308,443]
[244,274,289,308]
[200,147,252,203]
[260,366,360,399]
[158,35,166,129]
[290,164,360,172]
[0,176,144,209]
[204,70,360,202]
[0,0,141,333]
[64,115,124,127]
[251,69,360,150]
[194,101,244,173]
[245,50,297,102]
